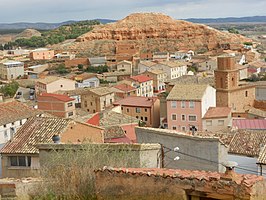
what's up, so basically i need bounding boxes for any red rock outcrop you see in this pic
[56,13,251,56]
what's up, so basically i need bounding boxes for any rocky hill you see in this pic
[15,29,42,39]
[55,13,251,56]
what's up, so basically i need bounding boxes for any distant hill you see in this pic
[185,16,266,24]
[0,19,115,30]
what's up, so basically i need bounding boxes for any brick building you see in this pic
[113,96,160,128]
[128,75,153,97]
[215,56,255,116]
[37,93,76,118]
[29,48,54,61]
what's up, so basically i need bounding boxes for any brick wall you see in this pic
[65,58,89,68]
[254,100,266,111]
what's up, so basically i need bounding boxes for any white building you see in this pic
[129,75,154,97]
[0,61,24,80]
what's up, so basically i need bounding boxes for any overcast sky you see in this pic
[1,0,265,23]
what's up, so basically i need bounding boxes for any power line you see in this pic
[162,145,265,176]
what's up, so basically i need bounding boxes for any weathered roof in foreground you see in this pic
[203,107,231,119]
[167,84,209,101]
[0,101,43,126]
[258,145,266,164]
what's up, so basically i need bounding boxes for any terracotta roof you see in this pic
[74,73,97,81]
[1,117,71,154]
[258,145,266,164]
[130,75,153,83]
[167,84,209,101]
[38,93,75,102]
[0,101,43,126]
[232,119,266,130]
[167,75,214,86]
[203,107,231,119]
[88,87,113,96]
[139,61,157,67]
[113,96,157,108]
[103,126,125,139]
[113,83,136,92]
[96,167,263,187]
[248,60,266,69]
[160,61,187,68]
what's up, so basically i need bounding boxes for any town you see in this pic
[0,11,266,200]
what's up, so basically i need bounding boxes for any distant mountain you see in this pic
[184,16,266,24]
[0,19,115,30]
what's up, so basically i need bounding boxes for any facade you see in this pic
[37,93,76,118]
[128,75,153,97]
[0,117,104,178]
[0,61,24,80]
[116,60,132,74]
[74,73,100,88]
[153,61,187,80]
[35,76,76,94]
[202,107,232,132]
[167,84,216,132]
[255,82,266,101]
[142,69,167,93]
[215,56,255,115]
[88,57,106,67]
[111,83,137,99]
[81,87,115,114]
[0,101,43,146]
[152,52,169,61]
[29,48,54,60]
[113,96,160,128]
[138,61,157,74]
[95,167,266,200]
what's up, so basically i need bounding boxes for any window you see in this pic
[90,102,93,106]
[68,112,74,117]
[189,101,195,108]
[188,115,197,122]
[218,120,224,126]
[110,99,113,104]
[121,107,123,110]
[136,108,141,113]
[171,114,177,120]
[127,108,129,113]
[245,91,248,97]
[181,101,185,108]
[12,122,15,125]
[172,126,177,130]
[136,116,139,119]
[145,108,147,112]
[84,101,87,107]
[141,117,143,120]
[20,120,23,125]
[144,117,148,121]
[181,126,186,132]
[4,130,8,138]
[181,114,185,121]
[60,85,63,88]
[3,124,6,128]
[10,156,31,167]
[67,102,73,107]
[171,101,177,108]
[206,120,212,126]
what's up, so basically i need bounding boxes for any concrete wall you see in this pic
[203,116,232,132]
[256,86,266,101]
[136,127,228,172]
[0,65,24,80]
[46,79,76,93]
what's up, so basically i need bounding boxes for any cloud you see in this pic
[0,0,265,23]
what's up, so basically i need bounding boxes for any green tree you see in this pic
[56,64,69,74]
[0,81,19,97]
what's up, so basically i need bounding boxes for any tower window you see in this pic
[220,78,223,88]
[245,91,248,97]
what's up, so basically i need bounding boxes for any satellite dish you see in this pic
[174,147,180,152]
[174,156,180,161]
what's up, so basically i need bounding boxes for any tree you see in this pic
[56,64,69,74]
[0,81,19,97]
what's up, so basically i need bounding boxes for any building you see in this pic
[65,58,89,68]
[154,61,187,80]
[100,71,131,82]
[29,48,54,61]
[142,69,167,93]
[232,119,266,130]
[255,81,266,101]
[0,61,24,80]
[138,60,157,74]
[116,60,132,74]
[95,166,266,200]
[88,57,106,67]
[257,145,266,176]
[128,75,153,97]
[0,116,104,178]
[152,52,169,61]
[81,87,114,114]
[113,96,160,127]
[0,101,43,146]
[215,56,255,116]
[202,107,232,132]
[136,127,227,172]
[25,64,49,79]
[37,93,76,118]
[166,84,216,132]
[35,76,76,94]
[74,73,100,88]
[111,83,137,99]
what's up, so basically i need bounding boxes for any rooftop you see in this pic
[232,119,266,130]
[203,107,231,119]
[38,93,75,102]
[130,75,153,83]
[88,87,114,96]
[0,101,43,126]
[113,96,157,107]
[247,107,266,118]
[31,48,50,52]
[113,83,136,92]
[159,61,187,68]
[258,145,266,164]
[145,69,165,75]
[2,61,23,65]
[167,75,214,86]
[103,125,125,140]
[167,84,209,101]
[139,61,157,67]
[37,76,62,84]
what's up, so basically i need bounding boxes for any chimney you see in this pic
[221,161,238,181]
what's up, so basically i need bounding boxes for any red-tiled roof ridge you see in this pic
[39,93,75,102]
[113,96,158,107]
[130,75,153,83]
[95,167,263,186]
[203,107,231,119]
[113,83,136,92]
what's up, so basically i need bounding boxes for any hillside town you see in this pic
[0,12,266,199]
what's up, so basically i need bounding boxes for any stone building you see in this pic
[215,56,255,117]
[29,48,54,61]
[0,61,24,80]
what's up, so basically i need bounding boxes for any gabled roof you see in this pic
[159,61,187,68]
[113,83,136,92]
[130,75,153,83]
[232,119,266,130]
[38,93,75,102]
[37,76,62,84]
[203,107,231,119]
[113,96,157,108]
[144,69,165,75]
[117,60,132,65]
[0,101,43,126]
[87,87,113,96]
[139,61,157,67]
[167,84,210,101]
[1,117,72,154]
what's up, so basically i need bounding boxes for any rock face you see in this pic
[57,13,251,56]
